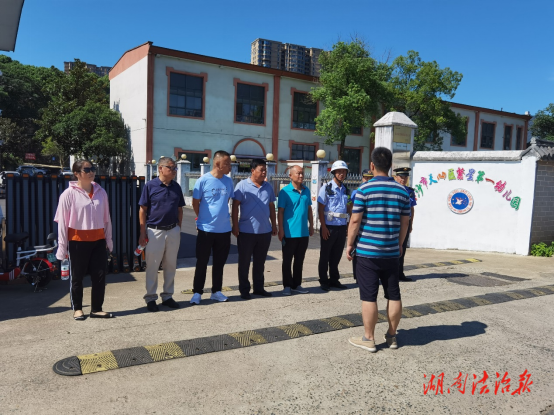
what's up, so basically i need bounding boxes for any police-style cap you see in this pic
[393,167,411,176]
[362,169,373,177]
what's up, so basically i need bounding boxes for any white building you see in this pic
[109,42,531,176]
[109,42,370,176]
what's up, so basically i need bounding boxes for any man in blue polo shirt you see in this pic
[138,156,186,312]
[278,165,314,296]
[232,158,277,299]
[346,147,410,353]
[190,150,235,305]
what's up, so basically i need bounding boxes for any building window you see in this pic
[451,118,469,147]
[291,144,315,160]
[480,122,495,149]
[292,92,317,130]
[236,83,265,124]
[177,152,207,171]
[503,125,513,150]
[516,126,523,150]
[351,127,362,135]
[169,72,203,117]
[342,148,361,174]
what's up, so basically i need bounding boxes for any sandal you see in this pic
[90,311,115,319]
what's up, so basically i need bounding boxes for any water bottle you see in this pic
[134,239,148,256]
[61,259,70,280]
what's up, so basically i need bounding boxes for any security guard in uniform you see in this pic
[394,167,416,282]
[317,160,352,291]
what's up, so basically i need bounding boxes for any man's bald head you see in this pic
[289,165,304,187]
[289,165,303,175]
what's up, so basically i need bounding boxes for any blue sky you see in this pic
[4,0,553,115]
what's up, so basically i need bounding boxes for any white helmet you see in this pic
[330,160,349,173]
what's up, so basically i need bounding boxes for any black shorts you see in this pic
[356,256,401,302]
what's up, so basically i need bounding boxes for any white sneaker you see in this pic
[291,285,309,294]
[283,287,292,296]
[190,293,201,305]
[210,291,228,302]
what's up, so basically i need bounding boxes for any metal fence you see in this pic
[3,174,145,274]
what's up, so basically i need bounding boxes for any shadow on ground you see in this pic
[395,321,488,346]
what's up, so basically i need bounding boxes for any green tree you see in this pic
[310,40,389,160]
[36,60,128,168]
[529,103,554,142]
[385,51,467,151]
[0,117,37,169]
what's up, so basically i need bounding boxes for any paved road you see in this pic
[1,246,554,414]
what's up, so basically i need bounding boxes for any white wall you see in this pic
[410,155,537,255]
[109,56,148,175]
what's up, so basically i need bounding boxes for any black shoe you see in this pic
[253,290,272,297]
[320,284,330,292]
[147,300,159,312]
[329,281,347,289]
[240,293,252,300]
[161,298,181,308]
[90,311,115,319]
[399,276,413,282]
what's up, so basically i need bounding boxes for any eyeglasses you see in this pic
[81,166,96,174]
[161,165,177,171]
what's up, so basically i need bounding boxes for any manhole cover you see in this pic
[447,275,512,287]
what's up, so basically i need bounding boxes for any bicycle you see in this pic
[0,232,58,292]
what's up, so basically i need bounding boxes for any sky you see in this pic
[4,0,553,115]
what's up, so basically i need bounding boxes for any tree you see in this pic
[36,60,128,168]
[529,103,554,142]
[310,39,389,160]
[0,117,36,169]
[384,51,467,151]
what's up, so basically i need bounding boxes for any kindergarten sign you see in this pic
[414,167,521,212]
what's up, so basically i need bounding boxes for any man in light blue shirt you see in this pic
[317,160,352,291]
[190,150,234,304]
[232,158,277,299]
[278,165,314,296]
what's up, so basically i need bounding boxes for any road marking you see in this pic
[53,283,554,377]
[180,259,483,294]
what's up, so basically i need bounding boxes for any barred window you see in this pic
[291,144,315,160]
[236,83,265,124]
[169,72,203,118]
[480,122,495,149]
[292,92,317,130]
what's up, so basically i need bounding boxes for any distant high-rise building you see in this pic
[64,61,111,77]
[250,38,323,76]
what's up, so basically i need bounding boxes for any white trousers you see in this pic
[144,226,181,303]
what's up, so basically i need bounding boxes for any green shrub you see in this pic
[530,242,554,257]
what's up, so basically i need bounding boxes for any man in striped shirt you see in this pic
[346,147,411,352]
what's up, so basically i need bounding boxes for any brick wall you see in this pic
[530,161,554,246]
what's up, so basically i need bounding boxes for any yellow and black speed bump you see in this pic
[54,283,554,377]
[181,258,482,294]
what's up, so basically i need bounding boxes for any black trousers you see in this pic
[237,232,272,294]
[318,225,347,285]
[399,221,412,278]
[281,236,309,289]
[68,239,108,312]
[193,230,231,294]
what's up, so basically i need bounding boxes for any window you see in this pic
[236,83,265,124]
[451,117,469,146]
[291,144,315,160]
[342,148,361,174]
[292,92,317,130]
[480,122,495,149]
[516,127,523,150]
[503,125,513,150]
[169,72,203,117]
[177,152,207,170]
[351,127,362,135]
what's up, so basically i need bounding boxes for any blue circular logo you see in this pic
[447,189,474,214]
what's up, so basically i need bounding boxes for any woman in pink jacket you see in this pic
[54,159,114,320]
